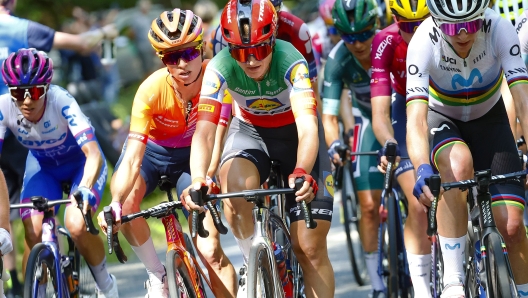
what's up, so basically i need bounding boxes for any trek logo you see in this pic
[451,68,482,90]
[226,0,232,23]
[444,243,461,250]
[292,208,333,217]
[17,132,67,147]
[258,0,266,22]
[61,106,77,126]
[375,35,392,60]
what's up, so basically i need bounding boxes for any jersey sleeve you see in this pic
[322,46,344,115]
[405,25,433,106]
[0,101,8,153]
[198,65,227,125]
[128,78,160,144]
[219,90,232,127]
[370,32,395,97]
[27,20,56,52]
[496,16,528,87]
[58,92,96,148]
[284,60,317,119]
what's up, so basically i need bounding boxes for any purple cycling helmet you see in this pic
[1,48,53,86]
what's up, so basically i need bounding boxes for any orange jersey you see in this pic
[128,61,208,148]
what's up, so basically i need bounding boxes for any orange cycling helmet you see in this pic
[221,0,278,46]
[148,9,204,54]
[390,0,429,20]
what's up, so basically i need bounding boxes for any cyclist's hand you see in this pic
[288,168,318,203]
[182,178,207,213]
[0,228,13,256]
[97,201,122,235]
[75,186,96,215]
[377,139,401,174]
[328,140,344,166]
[413,164,435,207]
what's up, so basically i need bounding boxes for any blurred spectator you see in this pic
[129,0,156,78]
[194,0,219,59]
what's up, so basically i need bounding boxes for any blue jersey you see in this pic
[0,85,96,166]
[0,14,55,94]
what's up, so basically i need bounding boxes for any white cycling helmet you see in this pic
[492,0,528,24]
[426,0,490,22]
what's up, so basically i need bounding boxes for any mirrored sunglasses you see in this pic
[437,18,484,36]
[398,20,424,33]
[340,29,376,44]
[8,85,47,102]
[229,40,273,63]
[160,44,202,65]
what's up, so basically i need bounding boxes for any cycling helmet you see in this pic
[148,9,204,54]
[1,48,53,86]
[221,0,277,46]
[492,0,527,24]
[426,0,490,22]
[270,0,282,7]
[390,0,429,20]
[211,25,228,56]
[319,0,337,25]
[332,0,379,34]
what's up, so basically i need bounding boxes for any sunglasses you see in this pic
[160,43,202,65]
[397,19,424,33]
[340,29,376,44]
[229,39,274,63]
[327,26,338,35]
[436,18,484,36]
[8,85,47,102]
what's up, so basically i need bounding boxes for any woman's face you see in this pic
[165,41,204,85]
[14,87,47,122]
[233,39,274,81]
[443,30,478,58]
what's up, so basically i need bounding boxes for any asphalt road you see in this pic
[106,191,374,297]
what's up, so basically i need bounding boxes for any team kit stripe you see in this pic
[492,194,526,210]
[406,96,428,106]
[431,137,465,170]
[428,71,502,106]
[506,75,528,88]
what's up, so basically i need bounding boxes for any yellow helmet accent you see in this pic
[389,0,429,20]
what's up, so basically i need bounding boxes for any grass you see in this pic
[9,82,190,284]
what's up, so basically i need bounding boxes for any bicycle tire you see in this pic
[76,249,96,297]
[387,192,400,298]
[464,221,479,298]
[183,233,207,297]
[341,165,368,286]
[485,233,516,298]
[166,249,197,298]
[251,244,275,298]
[24,243,60,298]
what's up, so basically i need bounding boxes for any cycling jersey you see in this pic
[370,23,408,97]
[322,40,372,115]
[128,61,208,148]
[210,11,317,82]
[198,40,317,128]
[515,11,528,65]
[406,9,528,122]
[0,85,96,166]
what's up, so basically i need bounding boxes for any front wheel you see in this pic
[24,243,60,298]
[166,249,197,298]
[252,245,275,298]
[485,233,517,298]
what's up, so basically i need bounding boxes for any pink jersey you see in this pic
[370,23,408,97]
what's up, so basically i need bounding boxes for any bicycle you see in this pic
[190,177,315,298]
[104,175,212,298]
[426,169,525,298]
[10,190,99,298]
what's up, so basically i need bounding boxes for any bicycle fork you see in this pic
[247,207,285,298]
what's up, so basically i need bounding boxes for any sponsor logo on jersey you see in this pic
[441,55,456,64]
[42,125,58,134]
[0,110,3,121]
[290,63,311,89]
[76,131,94,146]
[128,132,147,143]
[202,74,222,96]
[280,15,294,27]
[17,132,67,147]
[61,106,77,126]
[375,35,392,59]
[96,163,107,191]
[234,87,257,95]
[44,121,51,128]
[198,104,216,112]
[264,87,284,96]
[372,68,385,73]
[246,97,283,111]
[18,128,28,135]
[451,68,483,89]
[323,171,334,198]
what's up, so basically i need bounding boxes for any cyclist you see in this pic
[407,0,528,295]
[370,0,431,296]
[0,170,13,298]
[183,0,335,297]
[0,48,118,297]
[322,0,386,296]
[492,0,528,24]
[312,0,340,68]
[95,9,236,298]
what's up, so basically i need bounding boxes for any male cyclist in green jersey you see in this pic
[322,0,385,296]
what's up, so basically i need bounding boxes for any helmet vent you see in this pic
[240,18,250,43]
[262,24,271,36]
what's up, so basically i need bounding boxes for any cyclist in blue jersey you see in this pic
[0,49,118,298]
[407,0,528,295]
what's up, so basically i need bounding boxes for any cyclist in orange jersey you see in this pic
[97,9,234,298]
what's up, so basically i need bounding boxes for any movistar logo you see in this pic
[444,243,461,250]
[451,68,482,90]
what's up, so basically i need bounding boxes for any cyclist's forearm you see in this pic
[406,103,430,166]
[372,95,395,145]
[191,121,217,181]
[322,113,339,146]
[510,83,528,143]
[110,157,141,204]
[296,115,319,173]
[0,171,9,231]
[79,142,103,190]
[206,123,228,177]
[340,89,355,132]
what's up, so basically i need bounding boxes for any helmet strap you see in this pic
[183,65,203,87]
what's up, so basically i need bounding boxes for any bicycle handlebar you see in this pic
[190,177,316,238]
[10,195,99,236]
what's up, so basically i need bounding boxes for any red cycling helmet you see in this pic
[221,0,277,46]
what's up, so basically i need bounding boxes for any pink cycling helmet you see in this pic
[319,0,337,26]
[1,48,53,86]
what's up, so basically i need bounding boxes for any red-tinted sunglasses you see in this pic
[8,85,47,102]
[229,39,274,63]
[160,44,202,65]
[397,19,424,33]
